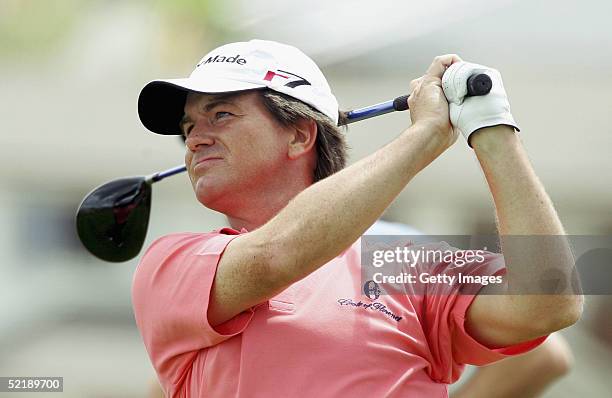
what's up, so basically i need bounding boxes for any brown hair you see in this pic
[260,89,348,182]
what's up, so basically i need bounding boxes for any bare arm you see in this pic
[208,56,462,327]
[466,126,583,346]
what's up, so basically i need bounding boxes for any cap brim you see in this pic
[138,78,265,135]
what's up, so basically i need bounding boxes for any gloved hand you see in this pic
[442,62,520,147]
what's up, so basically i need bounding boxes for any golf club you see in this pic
[76,73,492,262]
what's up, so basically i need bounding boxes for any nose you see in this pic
[185,123,215,152]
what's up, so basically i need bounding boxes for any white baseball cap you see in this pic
[138,39,339,135]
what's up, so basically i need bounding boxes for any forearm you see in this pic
[471,126,582,331]
[471,126,564,235]
[257,123,444,285]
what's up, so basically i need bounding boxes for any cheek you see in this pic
[235,131,287,169]
[246,143,286,174]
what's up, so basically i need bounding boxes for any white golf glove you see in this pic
[442,62,520,147]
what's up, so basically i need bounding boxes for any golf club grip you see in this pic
[343,73,492,125]
[393,73,492,111]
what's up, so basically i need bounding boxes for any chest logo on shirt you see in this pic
[363,280,381,300]
[337,281,402,322]
[337,298,403,322]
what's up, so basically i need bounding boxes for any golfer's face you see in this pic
[183,91,289,210]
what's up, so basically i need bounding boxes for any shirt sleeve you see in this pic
[131,230,254,387]
[419,242,547,383]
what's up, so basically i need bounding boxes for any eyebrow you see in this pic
[179,93,240,135]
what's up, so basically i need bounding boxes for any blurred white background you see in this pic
[1,0,610,396]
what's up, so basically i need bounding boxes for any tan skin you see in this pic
[182,55,582,350]
[183,91,316,231]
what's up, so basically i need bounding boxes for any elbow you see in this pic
[533,295,584,335]
[555,294,584,330]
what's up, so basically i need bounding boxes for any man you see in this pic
[133,39,582,397]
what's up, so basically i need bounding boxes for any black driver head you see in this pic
[76,177,152,262]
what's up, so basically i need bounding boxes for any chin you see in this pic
[193,176,235,213]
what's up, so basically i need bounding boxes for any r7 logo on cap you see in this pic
[263,70,311,88]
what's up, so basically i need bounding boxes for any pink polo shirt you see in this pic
[132,228,545,397]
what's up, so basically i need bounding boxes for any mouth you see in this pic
[193,157,223,172]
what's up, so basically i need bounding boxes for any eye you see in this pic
[182,123,193,138]
[214,111,233,120]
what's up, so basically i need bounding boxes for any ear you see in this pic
[287,118,317,160]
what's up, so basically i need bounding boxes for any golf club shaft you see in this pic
[145,164,188,184]
[343,72,492,125]
[147,72,492,183]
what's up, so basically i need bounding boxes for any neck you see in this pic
[225,169,313,231]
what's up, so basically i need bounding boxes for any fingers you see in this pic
[425,54,463,78]
[409,76,423,92]
[409,75,441,94]
[410,54,462,94]
[409,54,463,110]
